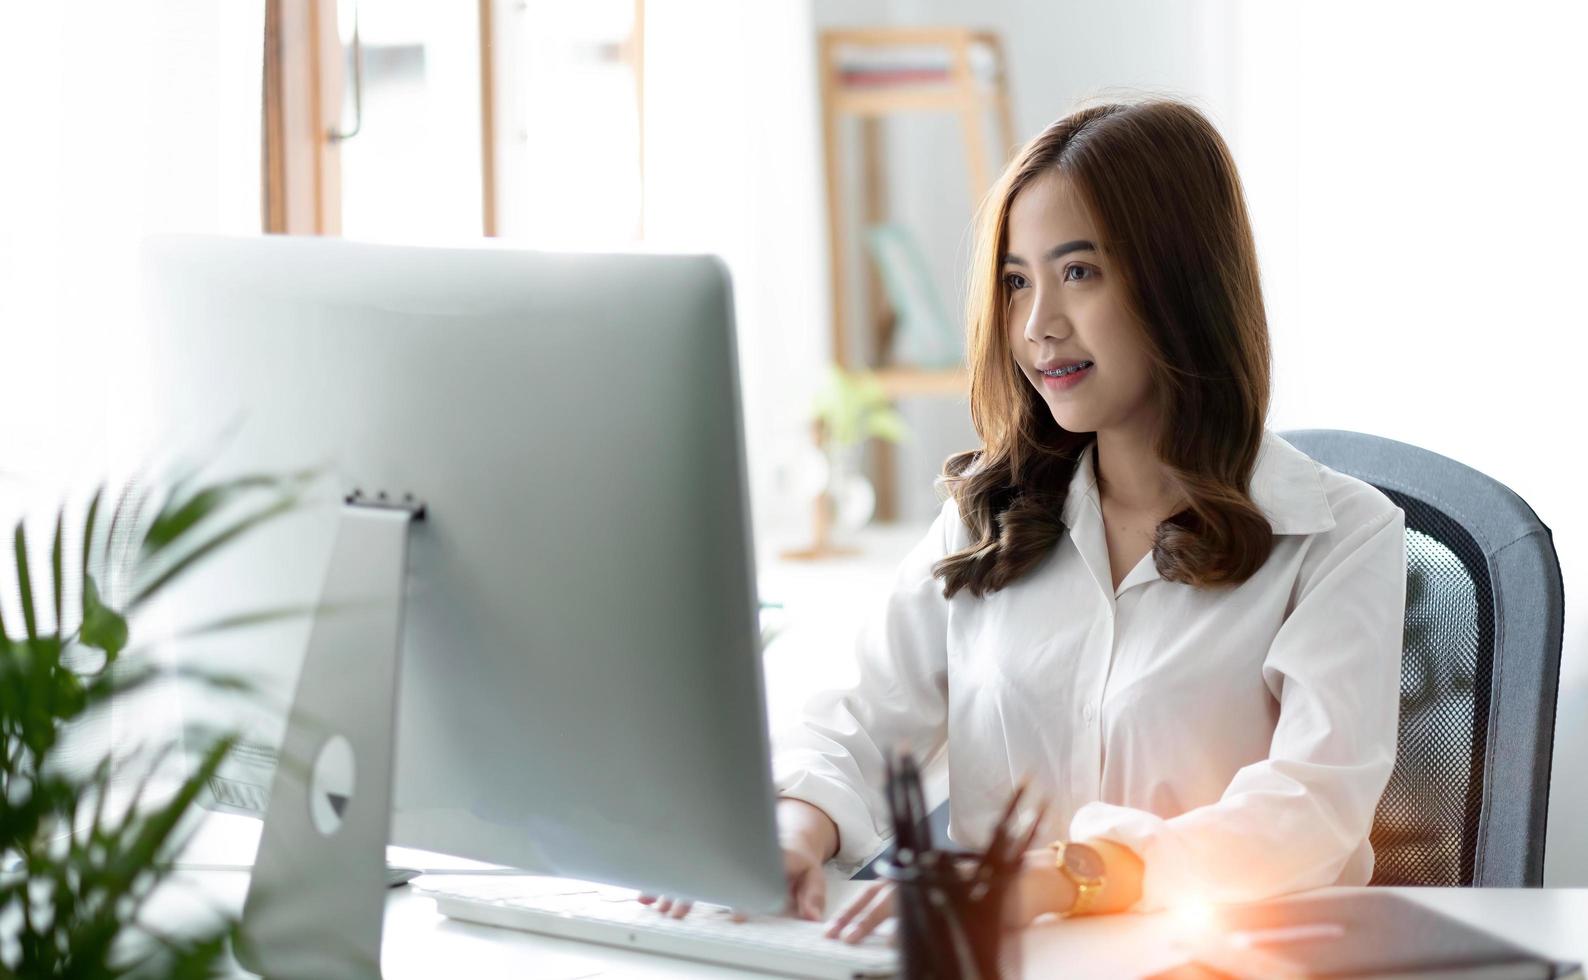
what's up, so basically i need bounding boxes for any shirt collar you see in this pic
[1060,445,1100,530]
[1060,429,1336,536]
[1248,430,1337,534]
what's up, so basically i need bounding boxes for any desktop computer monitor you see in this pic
[137,235,789,930]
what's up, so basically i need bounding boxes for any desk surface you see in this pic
[161,813,1587,979]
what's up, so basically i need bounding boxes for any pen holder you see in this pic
[878,852,1022,980]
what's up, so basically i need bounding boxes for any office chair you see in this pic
[1283,429,1563,886]
[858,430,1563,888]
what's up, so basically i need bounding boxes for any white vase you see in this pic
[827,442,876,536]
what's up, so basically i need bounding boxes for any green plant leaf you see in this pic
[811,364,910,449]
[57,740,227,974]
[864,407,910,444]
[136,927,234,980]
[20,636,66,755]
[78,484,106,626]
[855,372,888,407]
[120,603,327,663]
[145,415,246,511]
[2,459,304,976]
[114,736,235,898]
[50,658,86,724]
[77,656,257,720]
[80,484,105,575]
[13,521,38,641]
[102,478,151,591]
[140,469,315,561]
[80,575,128,660]
[130,494,300,611]
[50,505,64,639]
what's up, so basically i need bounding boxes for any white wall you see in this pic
[0,1,262,513]
[644,0,841,549]
[1231,1,1588,886]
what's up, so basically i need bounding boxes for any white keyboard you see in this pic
[414,875,898,979]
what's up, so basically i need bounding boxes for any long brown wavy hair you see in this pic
[934,97,1273,600]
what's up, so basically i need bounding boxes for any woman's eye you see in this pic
[1064,264,1094,282]
[1002,272,1028,290]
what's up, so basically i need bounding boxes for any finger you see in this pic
[787,870,825,921]
[669,900,693,919]
[824,882,885,935]
[838,887,895,944]
[781,864,805,918]
[730,909,749,923]
[782,850,826,920]
[795,869,827,921]
[823,882,886,938]
[637,894,657,905]
[655,897,673,914]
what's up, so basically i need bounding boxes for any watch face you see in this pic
[1064,843,1105,880]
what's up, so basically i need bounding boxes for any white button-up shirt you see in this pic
[772,430,1407,911]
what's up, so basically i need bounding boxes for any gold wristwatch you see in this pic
[1050,840,1105,917]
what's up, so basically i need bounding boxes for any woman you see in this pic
[649,96,1407,943]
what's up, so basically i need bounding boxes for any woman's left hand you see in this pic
[822,850,1076,944]
[823,880,896,944]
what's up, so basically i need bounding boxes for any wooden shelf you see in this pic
[832,87,994,116]
[818,25,1013,393]
[825,26,1002,47]
[796,24,1013,543]
[873,367,968,398]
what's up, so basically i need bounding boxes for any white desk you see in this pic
[163,813,1586,978]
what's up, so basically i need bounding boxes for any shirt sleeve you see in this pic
[1069,503,1407,911]
[770,498,957,867]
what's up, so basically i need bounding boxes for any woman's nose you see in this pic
[1024,298,1072,344]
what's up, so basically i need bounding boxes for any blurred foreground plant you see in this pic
[0,465,313,978]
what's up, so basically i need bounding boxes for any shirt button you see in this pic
[1082,704,1096,722]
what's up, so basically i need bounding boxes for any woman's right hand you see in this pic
[638,798,839,922]
[774,823,832,921]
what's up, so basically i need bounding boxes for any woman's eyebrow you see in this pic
[1001,239,1097,266]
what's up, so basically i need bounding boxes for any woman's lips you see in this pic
[1040,363,1093,390]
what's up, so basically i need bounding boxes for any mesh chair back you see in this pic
[1283,430,1563,886]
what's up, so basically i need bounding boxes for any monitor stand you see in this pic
[237,497,423,979]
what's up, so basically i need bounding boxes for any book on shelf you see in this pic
[865,222,964,371]
[832,40,999,84]
[838,68,953,87]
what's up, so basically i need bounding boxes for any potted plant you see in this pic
[0,465,310,977]
[783,365,910,559]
